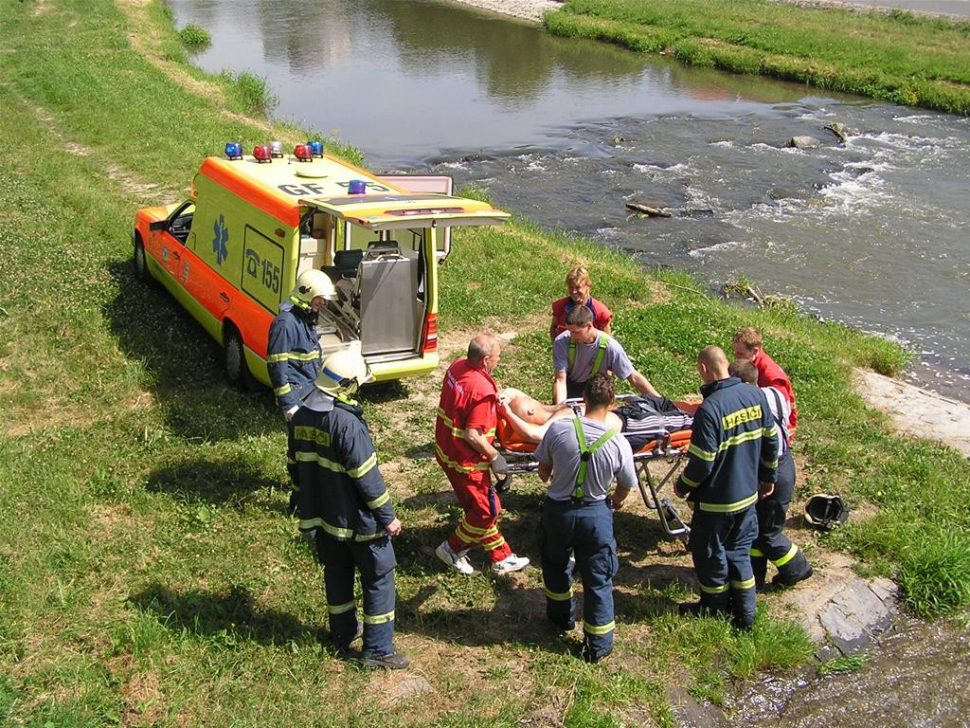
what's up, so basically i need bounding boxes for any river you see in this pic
[166,0,970,400]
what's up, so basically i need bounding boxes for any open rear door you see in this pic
[378,175,455,260]
[300,193,510,231]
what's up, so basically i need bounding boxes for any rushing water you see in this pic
[724,618,970,728]
[167,0,970,400]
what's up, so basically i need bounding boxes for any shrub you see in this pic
[178,23,211,48]
[225,71,278,115]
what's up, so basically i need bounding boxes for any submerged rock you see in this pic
[789,135,822,149]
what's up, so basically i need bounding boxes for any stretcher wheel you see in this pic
[495,474,512,494]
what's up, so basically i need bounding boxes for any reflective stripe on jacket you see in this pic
[677,377,779,513]
[289,400,394,541]
[435,358,498,474]
[267,300,321,412]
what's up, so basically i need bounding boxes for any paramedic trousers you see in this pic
[689,505,758,628]
[316,532,396,658]
[441,465,513,563]
[539,498,619,661]
[750,451,811,586]
[565,378,586,401]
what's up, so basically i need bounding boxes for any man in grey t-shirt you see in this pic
[536,374,637,663]
[552,305,659,403]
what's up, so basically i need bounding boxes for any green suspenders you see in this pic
[571,418,615,500]
[567,334,609,379]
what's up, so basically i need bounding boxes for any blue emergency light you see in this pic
[307,140,324,157]
[348,179,367,195]
[225,142,243,160]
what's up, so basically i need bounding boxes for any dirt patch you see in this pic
[106,163,166,201]
[108,654,167,727]
[26,104,172,203]
[4,404,102,437]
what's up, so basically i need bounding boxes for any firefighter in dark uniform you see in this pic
[674,346,780,629]
[270,269,336,511]
[289,348,409,670]
[268,269,336,420]
[534,374,637,663]
[731,360,813,589]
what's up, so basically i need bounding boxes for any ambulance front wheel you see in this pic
[133,234,153,285]
[224,325,255,391]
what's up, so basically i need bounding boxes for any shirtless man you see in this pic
[499,388,693,445]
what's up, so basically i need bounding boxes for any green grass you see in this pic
[2,0,970,725]
[546,0,970,114]
[818,653,869,675]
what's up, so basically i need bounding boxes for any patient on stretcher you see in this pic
[499,388,694,450]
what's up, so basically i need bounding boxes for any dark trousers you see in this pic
[566,378,585,400]
[689,505,759,628]
[316,533,397,658]
[751,451,811,585]
[539,498,618,660]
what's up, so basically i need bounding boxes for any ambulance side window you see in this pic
[167,201,195,245]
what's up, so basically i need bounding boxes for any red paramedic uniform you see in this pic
[753,349,798,433]
[551,296,613,339]
[435,358,513,563]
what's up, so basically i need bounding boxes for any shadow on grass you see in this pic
[104,261,286,441]
[104,260,406,443]
[394,575,573,654]
[146,454,289,513]
[130,582,315,645]
[389,500,693,644]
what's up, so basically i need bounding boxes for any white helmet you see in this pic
[291,269,336,307]
[316,348,373,397]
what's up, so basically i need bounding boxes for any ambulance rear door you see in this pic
[303,193,508,361]
[376,175,455,261]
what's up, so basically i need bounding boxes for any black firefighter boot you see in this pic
[771,550,814,589]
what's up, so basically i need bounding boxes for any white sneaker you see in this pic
[492,554,530,575]
[436,541,476,575]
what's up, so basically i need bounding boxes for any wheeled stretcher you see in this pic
[495,398,694,544]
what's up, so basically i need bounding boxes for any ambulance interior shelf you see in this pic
[312,241,424,358]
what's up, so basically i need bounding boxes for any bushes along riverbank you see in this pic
[1,1,969,725]
[545,0,970,114]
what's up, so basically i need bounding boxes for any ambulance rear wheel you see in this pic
[224,325,255,391]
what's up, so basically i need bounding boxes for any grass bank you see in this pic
[1,1,969,726]
[545,0,970,114]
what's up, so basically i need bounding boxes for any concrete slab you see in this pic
[854,368,970,458]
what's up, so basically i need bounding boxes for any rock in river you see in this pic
[789,135,821,149]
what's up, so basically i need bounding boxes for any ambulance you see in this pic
[132,142,509,388]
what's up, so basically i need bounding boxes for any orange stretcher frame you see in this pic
[495,399,695,544]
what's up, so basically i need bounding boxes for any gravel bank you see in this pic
[446,0,561,23]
